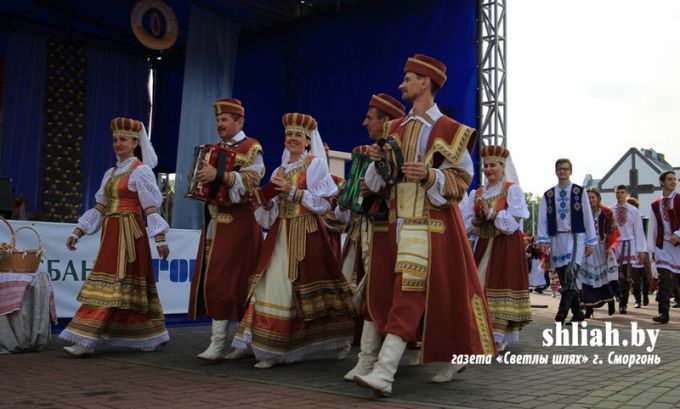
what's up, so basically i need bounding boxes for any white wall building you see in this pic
[583,148,678,219]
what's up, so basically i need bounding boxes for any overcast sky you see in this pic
[507,0,680,196]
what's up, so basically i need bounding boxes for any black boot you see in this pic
[568,291,585,323]
[653,313,669,323]
[655,277,671,324]
[608,300,616,316]
[633,284,642,309]
[585,307,594,319]
[642,277,650,306]
[555,291,573,323]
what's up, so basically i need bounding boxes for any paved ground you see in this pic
[3,292,680,409]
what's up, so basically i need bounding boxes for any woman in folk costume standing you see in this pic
[461,145,531,352]
[231,113,355,368]
[579,188,620,318]
[60,117,170,355]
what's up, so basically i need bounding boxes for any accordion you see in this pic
[185,144,237,203]
[338,147,389,221]
[338,149,372,213]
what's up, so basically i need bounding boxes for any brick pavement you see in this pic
[2,293,680,409]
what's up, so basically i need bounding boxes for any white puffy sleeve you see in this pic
[364,162,386,193]
[292,158,337,215]
[647,211,658,254]
[129,164,169,237]
[255,196,280,229]
[536,195,550,244]
[75,168,113,236]
[581,189,598,247]
[495,184,529,235]
[335,206,352,225]
[459,190,478,235]
[631,208,647,253]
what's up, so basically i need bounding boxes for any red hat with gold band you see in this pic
[369,93,406,119]
[213,98,245,117]
[403,53,447,87]
[480,145,510,163]
[282,112,317,136]
[111,117,143,138]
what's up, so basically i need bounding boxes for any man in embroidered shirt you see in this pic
[648,170,680,324]
[611,185,647,312]
[352,54,494,396]
[188,98,265,360]
[537,158,597,323]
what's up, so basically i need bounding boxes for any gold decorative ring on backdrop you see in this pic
[130,0,178,51]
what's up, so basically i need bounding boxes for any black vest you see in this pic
[544,184,585,236]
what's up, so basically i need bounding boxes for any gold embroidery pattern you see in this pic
[471,294,495,355]
[116,213,144,279]
[429,219,445,233]
[104,162,139,215]
[286,215,318,282]
[424,125,475,166]
[208,204,234,224]
[477,184,510,239]
[278,160,313,219]
[442,167,472,204]
[401,121,423,163]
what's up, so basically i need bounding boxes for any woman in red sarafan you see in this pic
[60,117,170,356]
[230,113,355,368]
[461,145,532,352]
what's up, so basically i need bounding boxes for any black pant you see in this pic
[556,265,582,318]
[657,268,675,315]
[673,273,680,303]
[619,265,644,306]
[630,267,649,304]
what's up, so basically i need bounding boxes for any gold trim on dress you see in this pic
[472,294,495,355]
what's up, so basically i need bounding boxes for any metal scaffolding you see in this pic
[478,0,506,147]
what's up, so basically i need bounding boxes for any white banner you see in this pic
[5,220,200,318]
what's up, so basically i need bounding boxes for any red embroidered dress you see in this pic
[232,154,355,363]
[59,158,169,349]
[462,181,532,345]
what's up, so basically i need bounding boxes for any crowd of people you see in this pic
[527,165,680,325]
[56,52,680,397]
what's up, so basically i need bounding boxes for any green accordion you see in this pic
[339,151,371,214]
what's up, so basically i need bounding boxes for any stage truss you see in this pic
[478,0,506,147]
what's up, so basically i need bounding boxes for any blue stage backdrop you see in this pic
[232,0,478,181]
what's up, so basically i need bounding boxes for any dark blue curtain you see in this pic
[233,0,478,181]
[81,48,148,211]
[151,52,184,174]
[171,5,240,229]
[0,32,47,214]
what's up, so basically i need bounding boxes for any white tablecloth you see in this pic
[0,272,57,353]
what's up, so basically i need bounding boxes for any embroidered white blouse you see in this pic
[460,180,530,236]
[255,153,338,229]
[75,157,169,239]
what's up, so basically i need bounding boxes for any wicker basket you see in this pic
[0,217,44,273]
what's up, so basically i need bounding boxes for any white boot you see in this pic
[403,348,421,366]
[495,341,508,353]
[337,344,351,360]
[197,320,228,360]
[225,348,253,360]
[254,359,278,369]
[353,333,407,397]
[431,363,467,383]
[343,321,382,381]
[63,344,94,356]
